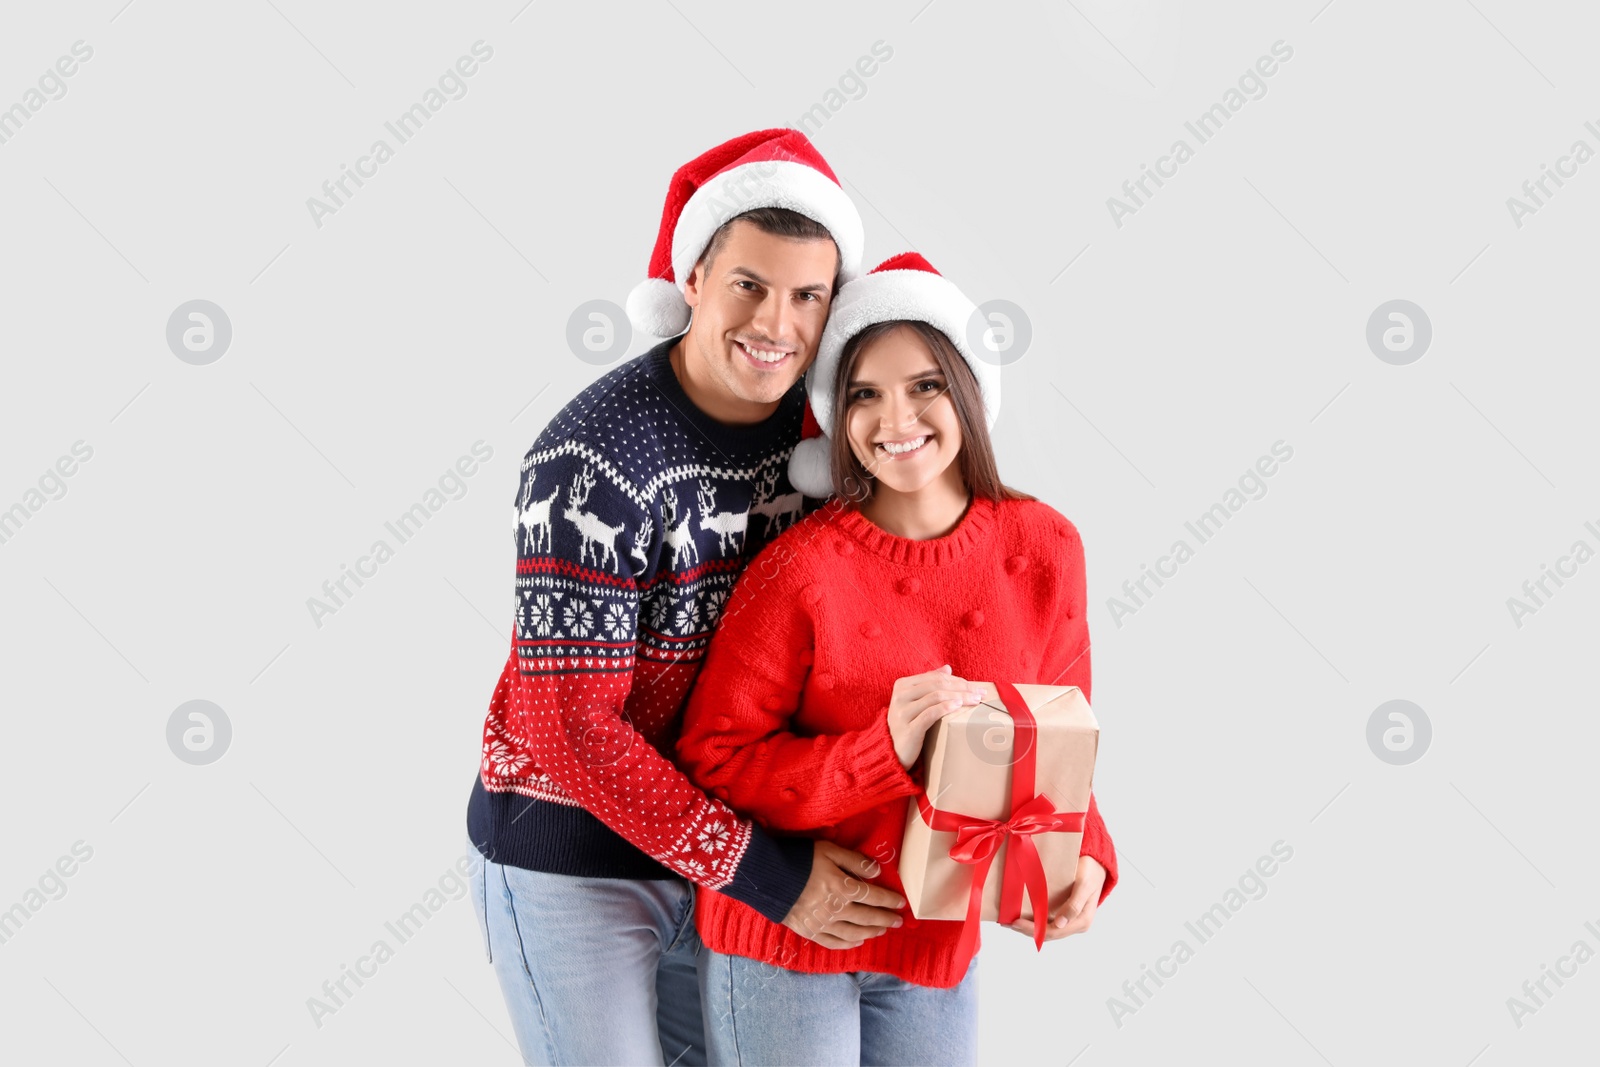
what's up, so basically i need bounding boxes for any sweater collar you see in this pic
[834,493,999,567]
[642,337,804,456]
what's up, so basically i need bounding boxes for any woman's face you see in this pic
[844,325,964,497]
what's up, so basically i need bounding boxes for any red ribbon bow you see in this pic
[915,680,1085,957]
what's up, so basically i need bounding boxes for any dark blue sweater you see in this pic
[467,338,825,923]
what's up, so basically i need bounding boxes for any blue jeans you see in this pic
[698,947,980,1066]
[468,837,706,1066]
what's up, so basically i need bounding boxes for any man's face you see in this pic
[681,219,838,409]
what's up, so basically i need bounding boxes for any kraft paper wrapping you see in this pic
[899,682,1098,922]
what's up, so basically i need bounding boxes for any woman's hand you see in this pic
[1008,855,1106,942]
[885,664,985,770]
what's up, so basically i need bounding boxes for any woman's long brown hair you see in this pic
[828,320,1035,507]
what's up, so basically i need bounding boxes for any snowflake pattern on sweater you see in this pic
[468,339,826,915]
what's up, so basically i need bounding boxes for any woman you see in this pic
[675,253,1117,1065]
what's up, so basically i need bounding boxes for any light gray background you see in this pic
[2,1,1595,1064]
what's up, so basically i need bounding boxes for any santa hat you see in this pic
[788,252,1001,499]
[626,128,865,337]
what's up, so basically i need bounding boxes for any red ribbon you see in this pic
[915,680,1085,957]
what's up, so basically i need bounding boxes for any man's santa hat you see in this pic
[788,252,1002,499]
[626,128,865,337]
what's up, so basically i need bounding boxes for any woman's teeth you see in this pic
[738,341,788,363]
[878,436,928,456]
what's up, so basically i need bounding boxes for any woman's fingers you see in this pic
[888,687,978,730]
[894,678,949,705]
[1008,915,1069,942]
[909,690,981,731]
[920,688,981,712]
[1056,887,1098,937]
[1009,897,1099,942]
[896,669,981,702]
[891,669,945,698]
[885,670,986,768]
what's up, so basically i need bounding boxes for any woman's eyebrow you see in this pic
[847,369,946,388]
[851,369,947,390]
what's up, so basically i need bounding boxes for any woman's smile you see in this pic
[875,433,932,459]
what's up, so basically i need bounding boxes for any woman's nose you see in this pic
[881,396,917,434]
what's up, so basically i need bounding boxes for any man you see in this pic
[466,129,907,1066]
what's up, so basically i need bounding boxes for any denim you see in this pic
[697,946,979,1066]
[469,837,706,1066]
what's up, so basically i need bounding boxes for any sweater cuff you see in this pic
[855,708,922,801]
[720,824,814,925]
[1079,794,1118,906]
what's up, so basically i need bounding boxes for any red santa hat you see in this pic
[626,129,866,337]
[788,252,1002,498]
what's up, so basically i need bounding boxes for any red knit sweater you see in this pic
[675,492,1117,989]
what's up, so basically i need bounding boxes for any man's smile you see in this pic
[734,338,795,370]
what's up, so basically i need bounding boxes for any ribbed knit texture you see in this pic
[676,493,1118,988]
[467,338,825,924]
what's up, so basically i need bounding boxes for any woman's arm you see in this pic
[1039,515,1118,904]
[675,563,922,833]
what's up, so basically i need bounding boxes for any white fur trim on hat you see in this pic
[806,269,1001,438]
[671,160,865,294]
[787,434,834,498]
[626,276,690,337]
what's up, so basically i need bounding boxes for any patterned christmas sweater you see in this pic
[466,338,827,923]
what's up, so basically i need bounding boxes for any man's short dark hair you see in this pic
[695,207,838,281]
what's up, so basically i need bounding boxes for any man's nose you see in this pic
[749,292,794,343]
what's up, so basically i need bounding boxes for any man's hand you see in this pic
[781,840,907,950]
[1008,855,1106,942]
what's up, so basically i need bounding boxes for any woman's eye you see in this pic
[851,388,875,401]
[915,380,939,393]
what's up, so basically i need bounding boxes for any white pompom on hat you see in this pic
[626,128,866,337]
[787,252,1001,499]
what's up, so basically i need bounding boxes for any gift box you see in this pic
[899,680,1097,952]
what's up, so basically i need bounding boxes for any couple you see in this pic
[465,128,1117,1066]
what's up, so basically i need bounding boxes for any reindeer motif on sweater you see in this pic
[516,481,561,554]
[696,480,748,556]
[561,465,625,570]
[747,464,803,536]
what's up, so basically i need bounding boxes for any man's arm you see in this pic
[501,443,810,922]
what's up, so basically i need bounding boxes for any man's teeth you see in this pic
[739,342,788,363]
[879,436,928,455]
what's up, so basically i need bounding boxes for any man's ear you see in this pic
[682,260,706,310]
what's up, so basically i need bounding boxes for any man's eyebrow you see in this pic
[847,368,946,388]
[726,266,769,286]
[726,266,832,295]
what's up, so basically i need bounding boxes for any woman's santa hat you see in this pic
[788,252,1002,499]
[626,128,865,337]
